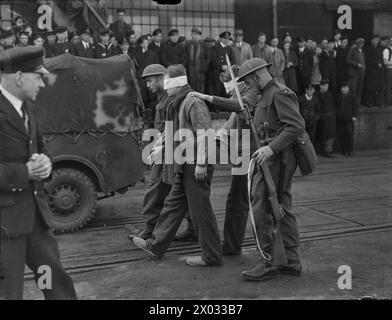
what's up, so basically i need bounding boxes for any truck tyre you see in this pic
[46,168,97,233]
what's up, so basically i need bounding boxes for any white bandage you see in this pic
[223,78,243,94]
[164,76,188,90]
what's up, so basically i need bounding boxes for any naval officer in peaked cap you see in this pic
[0,46,77,300]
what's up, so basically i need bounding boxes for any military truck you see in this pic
[36,53,145,233]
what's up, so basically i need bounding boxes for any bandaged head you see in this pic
[164,64,188,90]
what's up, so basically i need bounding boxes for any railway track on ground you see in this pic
[25,221,392,279]
[81,193,392,231]
[24,192,392,279]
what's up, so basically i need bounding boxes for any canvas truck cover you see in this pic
[35,53,144,133]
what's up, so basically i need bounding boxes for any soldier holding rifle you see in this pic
[193,57,305,281]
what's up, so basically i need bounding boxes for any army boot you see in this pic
[241,259,278,282]
[277,260,302,277]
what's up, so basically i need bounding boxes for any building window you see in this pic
[106,0,235,39]
[0,2,14,30]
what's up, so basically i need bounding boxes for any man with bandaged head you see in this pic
[133,64,223,267]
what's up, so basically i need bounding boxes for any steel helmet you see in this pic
[141,64,166,78]
[238,58,272,82]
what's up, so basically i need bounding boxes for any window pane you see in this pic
[133,25,142,36]
[211,13,219,26]
[228,13,235,27]
[227,0,235,11]
[211,0,219,11]
[142,25,151,35]
[193,14,202,27]
[122,0,132,9]
[193,0,202,11]
[142,14,150,24]
[202,12,210,27]
[132,10,141,24]
[185,0,193,10]
[151,15,159,25]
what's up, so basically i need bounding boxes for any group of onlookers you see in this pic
[2,10,391,156]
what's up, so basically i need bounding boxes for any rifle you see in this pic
[128,58,152,127]
[225,54,287,266]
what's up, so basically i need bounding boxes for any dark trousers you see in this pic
[142,164,172,234]
[348,70,365,106]
[250,149,300,263]
[384,69,392,106]
[337,121,354,154]
[305,123,317,146]
[0,214,76,300]
[297,74,310,95]
[222,174,249,254]
[147,165,223,265]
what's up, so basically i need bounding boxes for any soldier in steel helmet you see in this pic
[237,58,306,281]
[129,64,174,240]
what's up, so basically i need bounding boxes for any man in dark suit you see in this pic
[335,35,350,89]
[184,27,211,93]
[298,83,320,145]
[336,82,358,156]
[160,29,187,68]
[319,38,337,94]
[296,36,314,95]
[96,29,116,59]
[0,47,76,300]
[109,9,132,42]
[211,31,235,97]
[69,27,96,59]
[149,29,163,63]
[347,38,366,107]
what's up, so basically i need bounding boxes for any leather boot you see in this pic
[241,260,278,282]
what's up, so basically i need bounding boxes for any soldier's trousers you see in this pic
[142,164,172,234]
[0,214,76,300]
[250,149,300,263]
[147,164,223,265]
[222,174,249,254]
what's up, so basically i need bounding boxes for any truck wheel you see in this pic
[46,168,97,233]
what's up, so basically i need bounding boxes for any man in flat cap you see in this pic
[0,47,77,300]
[232,29,253,66]
[210,31,235,97]
[346,37,366,107]
[161,29,187,68]
[69,27,96,59]
[184,27,211,93]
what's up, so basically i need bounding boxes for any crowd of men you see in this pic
[1,10,391,157]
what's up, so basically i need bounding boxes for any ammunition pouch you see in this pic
[292,132,318,176]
